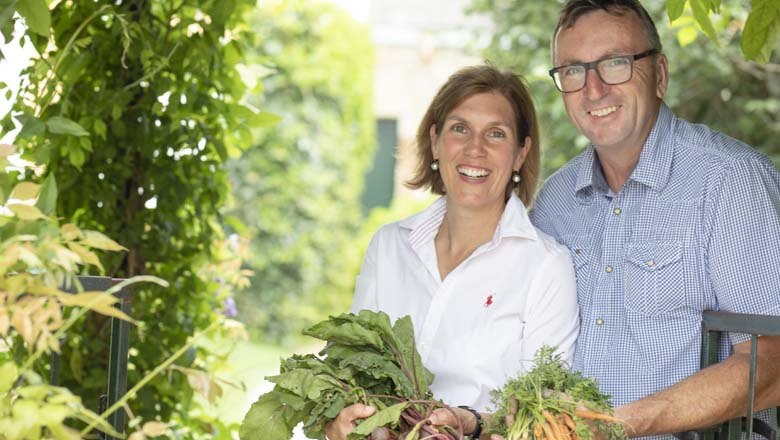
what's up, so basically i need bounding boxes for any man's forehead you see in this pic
[553,10,647,64]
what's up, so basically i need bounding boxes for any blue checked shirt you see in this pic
[530,105,780,432]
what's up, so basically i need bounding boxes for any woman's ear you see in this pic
[429,124,439,157]
[514,136,531,169]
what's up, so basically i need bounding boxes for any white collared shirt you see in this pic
[352,194,579,412]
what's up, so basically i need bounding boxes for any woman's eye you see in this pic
[489,130,506,138]
[451,124,467,133]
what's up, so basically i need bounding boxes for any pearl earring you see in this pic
[512,171,521,184]
[430,160,439,171]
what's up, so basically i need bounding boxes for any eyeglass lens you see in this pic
[555,56,633,92]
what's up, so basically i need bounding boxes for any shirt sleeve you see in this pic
[705,156,780,344]
[521,246,580,367]
[529,188,553,238]
[351,231,380,313]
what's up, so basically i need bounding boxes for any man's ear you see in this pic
[655,53,669,99]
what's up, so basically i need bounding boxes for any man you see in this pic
[528,0,780,437]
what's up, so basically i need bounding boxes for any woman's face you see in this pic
[430,92,529,213]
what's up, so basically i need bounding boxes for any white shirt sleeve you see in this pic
[351,231,380,313]
[521,246,580,367]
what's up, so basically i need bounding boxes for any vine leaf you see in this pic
[689,0,719,44]
[15,0,49,36]
[9,182,40,201]
[35,174,57,215]
[8,203,45,220]
[45,116,89,137]
[742,0,780,62]
[667,0,687,22]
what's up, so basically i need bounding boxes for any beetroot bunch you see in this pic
[240,310,466,440]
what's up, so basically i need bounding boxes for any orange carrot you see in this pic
[534,421,544,439]
[561,413,577,432]
[573,409,618,422]
[540,420,558,440]
[542,411,566,440]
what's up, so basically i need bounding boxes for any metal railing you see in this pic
[680,311,780,440]
[52,276,132,440]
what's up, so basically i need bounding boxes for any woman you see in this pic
[326,65,579,440]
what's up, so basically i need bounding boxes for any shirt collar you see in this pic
[400,194,538,252]
[629,104,675,191]
[574,103,675,196]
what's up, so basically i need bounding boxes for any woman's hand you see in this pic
[324,403,376,440]
[428,407,479,436]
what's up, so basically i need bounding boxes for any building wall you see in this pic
[363,0,493,201]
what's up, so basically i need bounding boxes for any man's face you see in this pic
[553,10,668,155]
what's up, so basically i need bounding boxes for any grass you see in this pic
[213,338,323,424]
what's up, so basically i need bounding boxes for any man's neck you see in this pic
[595,146,643,193]
[594,104,664,193]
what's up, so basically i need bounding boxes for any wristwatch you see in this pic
[457,405,482,439]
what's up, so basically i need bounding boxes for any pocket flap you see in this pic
[625,241,682,271]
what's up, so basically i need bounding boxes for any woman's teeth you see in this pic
[457,166,489,178]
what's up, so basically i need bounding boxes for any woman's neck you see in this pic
[434,200,504,280]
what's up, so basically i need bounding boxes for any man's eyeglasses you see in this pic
[548,49,659,93]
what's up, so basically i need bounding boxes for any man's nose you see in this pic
[583,68,608,100]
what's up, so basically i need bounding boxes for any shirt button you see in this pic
[596,318,604,326]
[605,265,613,273]
[613,207,622,215]
[647,260,655,267]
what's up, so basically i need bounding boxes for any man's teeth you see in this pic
[457,166,489,178]
[590,106,618,117]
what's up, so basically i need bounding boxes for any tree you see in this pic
[469,0,780,176]
[2,0,260,435]
[226,0,375,343]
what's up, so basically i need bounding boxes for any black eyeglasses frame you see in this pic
[548,49,660,93]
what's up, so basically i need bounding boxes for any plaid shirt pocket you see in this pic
[624,241,685,316]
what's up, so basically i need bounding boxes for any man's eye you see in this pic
[604,57,630,68]
[562,65,585,77]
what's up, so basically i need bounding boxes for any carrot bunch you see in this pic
[488,347,626,440]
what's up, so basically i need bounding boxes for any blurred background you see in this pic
[0,0,777,438]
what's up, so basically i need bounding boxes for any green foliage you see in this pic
[227,0,375,343]
[740,0,780,62]
[0,146,169,439]
[240,310,446,440]
[14,0,49,37]
[470,0,780,176]
[489,347,624,440]
[665,0,780,62]
[3,0,260,435]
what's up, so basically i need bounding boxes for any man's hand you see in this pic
[324,403,376,440]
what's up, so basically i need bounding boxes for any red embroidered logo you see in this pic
[484,294,494,307]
